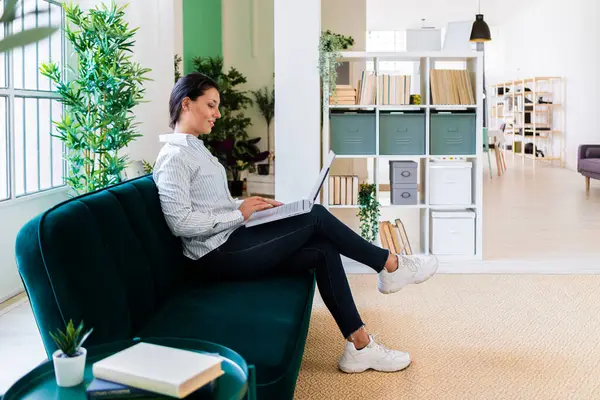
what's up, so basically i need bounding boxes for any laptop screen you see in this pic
[309,150,336,202]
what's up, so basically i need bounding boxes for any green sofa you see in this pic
[15,175,316,399]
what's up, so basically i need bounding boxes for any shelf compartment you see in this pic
[379,110,426,155]
[430,111,476,155]
[329,110,376,155]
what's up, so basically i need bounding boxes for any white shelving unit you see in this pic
[321,51,483,262]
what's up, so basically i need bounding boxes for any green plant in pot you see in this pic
[250,86,275,175]
[50,319,93,387]
[40,2,151,195]
[357,183,381,243]
[208,136,269,196]
[318,30,354,98]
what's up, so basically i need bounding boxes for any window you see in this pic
[1,0,65,202]
[366,30,413,74]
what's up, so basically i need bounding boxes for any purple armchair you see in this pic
[578,145,600,190]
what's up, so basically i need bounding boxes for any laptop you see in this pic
[244,151,336,227]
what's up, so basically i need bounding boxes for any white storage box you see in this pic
[429,161,472,205]
[431,210,475,255]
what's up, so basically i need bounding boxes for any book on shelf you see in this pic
[330,85,357,105]
[430,69,475,105]
[328,175,359,205]
[91,342,224,399]
[357,71,377,105]
[353,72,414,105]
[377,74,412,105]
[378,219,412,255]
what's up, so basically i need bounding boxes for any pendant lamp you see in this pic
[469,0,491,42]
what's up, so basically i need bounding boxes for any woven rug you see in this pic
[295,274,600,399]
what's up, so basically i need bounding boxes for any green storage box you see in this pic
[379,112,426,155]
[430,112,476,155]
[330,112,376,155]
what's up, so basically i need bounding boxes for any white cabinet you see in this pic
[431,210,476,255]
[429,161,472,205]
[246,173,274,196]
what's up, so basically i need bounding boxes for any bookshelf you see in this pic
[321,51,484,262]
[489,77,564,168]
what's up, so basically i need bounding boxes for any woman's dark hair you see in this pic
[169,72,220,129]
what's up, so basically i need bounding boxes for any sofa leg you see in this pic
[586,176,590,191]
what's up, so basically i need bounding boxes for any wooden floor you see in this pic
[483,153,600,260]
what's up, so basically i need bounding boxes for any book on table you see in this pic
[91,342,224,399]
[86,377,217,399]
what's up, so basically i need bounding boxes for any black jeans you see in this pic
[194,204,389,338]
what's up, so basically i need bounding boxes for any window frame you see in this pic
[0,0,67,205]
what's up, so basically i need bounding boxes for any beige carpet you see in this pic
[295,274,600,399]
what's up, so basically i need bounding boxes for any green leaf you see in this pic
[0,0,19,23]
[0,27,58,53]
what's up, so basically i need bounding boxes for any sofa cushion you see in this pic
[137,271,314,386]
[586,148,600,159]
[16,175,188,354]
[579,158,600,172]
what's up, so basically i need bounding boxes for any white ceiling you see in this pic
[367,0,523,30]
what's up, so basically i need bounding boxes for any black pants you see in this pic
[194,204,389,338]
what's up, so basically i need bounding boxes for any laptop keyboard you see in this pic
[272,201,300,216]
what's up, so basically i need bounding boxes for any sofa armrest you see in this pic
[578,145,600,171]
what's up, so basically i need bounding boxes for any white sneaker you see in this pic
[338,334,411,373]
[378,254,438,294]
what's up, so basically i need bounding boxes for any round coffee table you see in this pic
[3,337,255,400]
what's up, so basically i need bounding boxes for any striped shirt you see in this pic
[153,133,244,260]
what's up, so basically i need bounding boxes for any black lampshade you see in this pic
[469,14,491,42]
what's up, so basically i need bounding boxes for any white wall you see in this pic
[174,0,184,62]
[486,0,599,169]
[274,0,321,202]
[222,0,274,155]
[322,0,366,50]
[0,191,70,301]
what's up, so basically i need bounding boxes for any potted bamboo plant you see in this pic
[250,87,275,175]
[40,2,151,195]
[50,320,93,387]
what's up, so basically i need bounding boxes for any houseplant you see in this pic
[50,319,93,387]
[207,136,269,196]
[192,56,268,191]
[318,30,354,98]
[357,183,381,243]
[0,0,57,53]
[250,86,275,175]
[174,53,182,83]
[40,2,151,195]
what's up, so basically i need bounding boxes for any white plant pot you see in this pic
[52,347,87,387]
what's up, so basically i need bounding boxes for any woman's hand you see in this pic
[239,197,283,221]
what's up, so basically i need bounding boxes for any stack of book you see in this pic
[328,175,359,205]
[430,69,475,105]
[377,74,412,105]
[330,85,357,105]
[86,342,224,399]
[379,220,412,255]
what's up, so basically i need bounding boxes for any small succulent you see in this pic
[49,320,93,358]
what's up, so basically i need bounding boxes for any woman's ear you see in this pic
[181,97,191,112]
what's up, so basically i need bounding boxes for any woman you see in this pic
[153,72,438,374]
